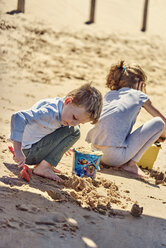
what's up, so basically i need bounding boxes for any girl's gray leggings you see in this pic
[23,126,80,167]
[97,117,165,167]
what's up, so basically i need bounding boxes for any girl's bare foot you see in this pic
[121,160,149,178]
[33,160,63,183]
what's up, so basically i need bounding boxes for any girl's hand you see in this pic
[13,150,26,168]
[156,136,166,143]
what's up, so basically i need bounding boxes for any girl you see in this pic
[86,61,166,178]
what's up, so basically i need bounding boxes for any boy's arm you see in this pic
[10,105,59,166]
[143,99,166,138]
[10,110,37,167]
[12,140,26,168]
[10,109,42,167]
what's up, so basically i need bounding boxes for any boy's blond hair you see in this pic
[66,83,102,124]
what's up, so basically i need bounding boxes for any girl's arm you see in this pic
[143,99,166,138]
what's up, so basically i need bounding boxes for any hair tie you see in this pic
[122,66,125,72]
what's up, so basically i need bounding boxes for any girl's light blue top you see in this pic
[86,87,149,148]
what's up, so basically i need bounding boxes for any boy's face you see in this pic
[61,98,91,126]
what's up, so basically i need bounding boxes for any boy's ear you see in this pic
[65,97,73,105]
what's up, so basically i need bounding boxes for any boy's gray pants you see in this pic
[23,126,80,167]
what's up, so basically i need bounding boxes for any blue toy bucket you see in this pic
[73,148,103,179]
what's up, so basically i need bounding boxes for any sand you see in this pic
[0,1,166,247]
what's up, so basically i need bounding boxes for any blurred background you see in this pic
[1,0,166,36]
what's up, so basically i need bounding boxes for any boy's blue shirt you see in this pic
[10,97,64,149]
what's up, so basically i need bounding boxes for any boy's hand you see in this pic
[13,150,26,168]
[65,148,73,156]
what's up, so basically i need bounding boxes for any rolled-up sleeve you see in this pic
[10,112,28,142]
[139,91,149,106]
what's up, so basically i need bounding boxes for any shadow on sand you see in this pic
[0,181,165,248]
[6,10,22,15]
[99,164,160,189]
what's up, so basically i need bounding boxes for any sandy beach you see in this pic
[0,1,166,247]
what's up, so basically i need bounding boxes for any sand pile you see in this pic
[46,174,132,216]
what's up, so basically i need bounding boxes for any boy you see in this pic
[10,83,102,183]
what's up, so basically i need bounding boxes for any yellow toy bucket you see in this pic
[137,143,161,170]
